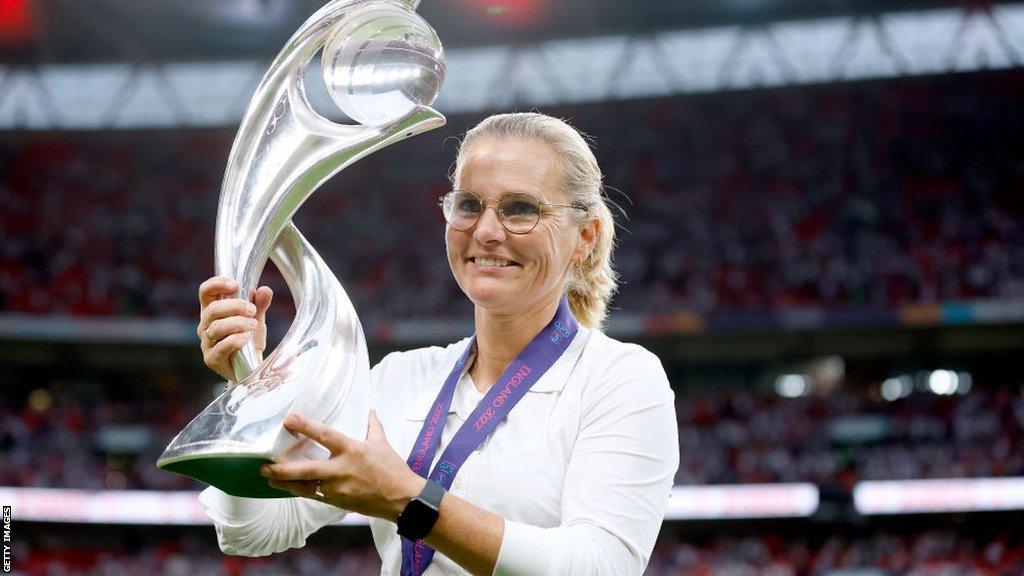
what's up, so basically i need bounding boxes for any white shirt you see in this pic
[199,326,680,575]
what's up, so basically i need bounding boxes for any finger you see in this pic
[267,478,318,498]
[253,287,273,352]
[366,409,387,443]
[261,460,327,482]
[254,286,274,318]
[203,331,250,364]
[205,316,258,346]
[198,300,257,347]
[201,298,258,329]
[284,413,354,455]
[199,276,238,309]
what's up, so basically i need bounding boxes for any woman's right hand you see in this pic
[198,276,274,382]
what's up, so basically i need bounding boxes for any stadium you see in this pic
[2,0,1024,574]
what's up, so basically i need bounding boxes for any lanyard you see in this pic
[400,297,579,576]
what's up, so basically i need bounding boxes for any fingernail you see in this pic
[284,414,296,427]
[260,465,271,477]
[227,280,237,289]
[248,319,258,329]
[247,303,257,315]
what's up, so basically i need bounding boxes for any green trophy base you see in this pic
[159,456,293,498]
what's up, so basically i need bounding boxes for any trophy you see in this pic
[156,0,446,498]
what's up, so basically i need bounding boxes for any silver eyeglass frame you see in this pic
[439,189,588,235]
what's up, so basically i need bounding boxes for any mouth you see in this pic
[468,257,520,269]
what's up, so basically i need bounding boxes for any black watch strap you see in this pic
[397,480,445,541]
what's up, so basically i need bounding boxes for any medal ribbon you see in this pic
[400,297,579,576]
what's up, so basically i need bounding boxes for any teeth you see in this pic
[476,257,511,267]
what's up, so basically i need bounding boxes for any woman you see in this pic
[195,113,679,576]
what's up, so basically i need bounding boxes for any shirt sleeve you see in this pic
[199,486,347,557]
[493,345,680,576]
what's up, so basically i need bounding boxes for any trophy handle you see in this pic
[212,0,446,380]
[255,222,369,458]
[224,104,445,382]
[157,222,372,497]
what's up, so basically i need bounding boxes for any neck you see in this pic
[470,296,562,393]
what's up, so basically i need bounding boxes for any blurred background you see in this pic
[3,0,1024,574]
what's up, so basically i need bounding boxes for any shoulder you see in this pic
[582,329,664,372]
[579,329,667,383]
[565,330,679,459]
[574,329,674,407]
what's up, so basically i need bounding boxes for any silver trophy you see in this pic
[157,0,446,498]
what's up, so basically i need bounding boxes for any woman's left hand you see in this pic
[261,411,426,522]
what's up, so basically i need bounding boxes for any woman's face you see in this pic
[446,137,597,317]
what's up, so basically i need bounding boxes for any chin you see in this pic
[463,281,523,312]
[466,288,516,310]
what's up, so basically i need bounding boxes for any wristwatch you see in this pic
[397,480,445,540]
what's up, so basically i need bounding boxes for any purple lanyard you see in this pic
[400,297,579,576]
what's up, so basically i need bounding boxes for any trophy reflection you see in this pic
[157,0,446,498]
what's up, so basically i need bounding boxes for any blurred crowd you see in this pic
[13,533,381,576]
[3,377,1021,491]
[0,382,204,491]
[12,529,1024,575]
[644,531,1024,576]
[675,383,1024,486]
[1,71,1023,324]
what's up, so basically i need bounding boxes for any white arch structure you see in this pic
[1,3,1023,130]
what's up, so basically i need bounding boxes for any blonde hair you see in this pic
[452,112,618,330]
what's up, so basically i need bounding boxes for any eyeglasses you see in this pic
[439,189,587,235]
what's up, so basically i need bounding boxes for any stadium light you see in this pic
[880,376,913,401]
[956,371,973,395]
[927,370,959,395]
[0,0,33,45]
[775,374,811,398]
[456,0,546,27]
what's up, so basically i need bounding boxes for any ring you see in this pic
[315,480,325,499]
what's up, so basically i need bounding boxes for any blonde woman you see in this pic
[196,112,679,576]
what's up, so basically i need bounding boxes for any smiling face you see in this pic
[446,137,597,317]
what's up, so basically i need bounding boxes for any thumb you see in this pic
[252,286,273,354]
[366,409,387,443]
[255,286,274,318]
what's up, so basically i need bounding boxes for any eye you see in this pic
[503,198,541,217]
[454,194,482,214]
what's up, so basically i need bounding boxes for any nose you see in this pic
[472,205,506,243]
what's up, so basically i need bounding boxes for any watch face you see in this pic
[399,498,440,540]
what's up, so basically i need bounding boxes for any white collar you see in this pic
[404,327,591,422]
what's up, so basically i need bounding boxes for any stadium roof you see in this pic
[2,2,1022,130]
[0,0,1010,63]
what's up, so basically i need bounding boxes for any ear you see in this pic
[574,215,600,264]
